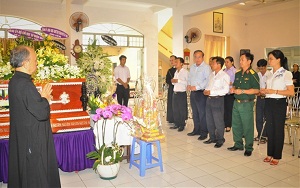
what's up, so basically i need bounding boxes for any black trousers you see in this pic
[190,90,208,136]
[265,98,286,159]
[167,86,174,122]
[116,84,130,107]
[206,96,225,144]
[172,91,187,128]
[224,94,234,128]
[256,97,267,137]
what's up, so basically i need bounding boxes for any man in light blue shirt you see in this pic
[187,50,211,140]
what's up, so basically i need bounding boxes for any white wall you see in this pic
[246,1,300,63]
[183,8,247,67]
[183,0,299,69]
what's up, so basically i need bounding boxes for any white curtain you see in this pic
[204,35,227,63]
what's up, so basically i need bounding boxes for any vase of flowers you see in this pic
[86,103,133,180]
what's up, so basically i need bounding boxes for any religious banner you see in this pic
[41,26,69,38]
[7,28,43,41]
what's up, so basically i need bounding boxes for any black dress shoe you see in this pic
[178,127,184,132]
[170,126,179,129]
[244,150,252,156]
[214,143,223,148]
[187,132,199,136]
[203,139,216,144]
[198,135,207,140]
[227,146,243,151]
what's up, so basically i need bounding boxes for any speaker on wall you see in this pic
[240,49,250,55]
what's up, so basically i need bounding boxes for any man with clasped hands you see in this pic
[8,46,61,188]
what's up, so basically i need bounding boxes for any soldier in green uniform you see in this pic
[227,53,260,157]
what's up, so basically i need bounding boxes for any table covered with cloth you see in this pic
[0,129,95,183]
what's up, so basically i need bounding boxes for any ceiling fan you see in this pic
[250,0,289,6]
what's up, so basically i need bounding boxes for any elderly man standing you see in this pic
[187,50,211,140]
[227,52,260,157]
[8,46,61,187]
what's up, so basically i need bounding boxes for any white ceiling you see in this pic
[12,0,239,17]
[229,0,295,10]
[17,0,298,13]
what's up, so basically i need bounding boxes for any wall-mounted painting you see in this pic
[213,12,223,33]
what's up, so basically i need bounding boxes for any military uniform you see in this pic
[232,68,260,152]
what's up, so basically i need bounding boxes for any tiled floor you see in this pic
[1,117,299,188]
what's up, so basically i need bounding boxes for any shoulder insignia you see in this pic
[249,69,256,74]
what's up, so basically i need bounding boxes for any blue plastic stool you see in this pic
[129,137,163,177]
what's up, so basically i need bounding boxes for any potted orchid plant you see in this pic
[86,103,133,180]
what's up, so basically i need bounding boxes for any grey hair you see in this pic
[10,46,30,68]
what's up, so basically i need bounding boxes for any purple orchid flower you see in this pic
[102,110,113,119]
[110,104,121,115]
[121,112,133,121]
[95,108,103,115]
[92,114,101,122]
[121,106,132,114]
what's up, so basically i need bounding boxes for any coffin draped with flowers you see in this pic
[0,78,90,138]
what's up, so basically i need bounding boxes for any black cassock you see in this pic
[165,67,176,123]
[8,71,61,188]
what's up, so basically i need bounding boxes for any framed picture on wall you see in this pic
[213,12,223,33]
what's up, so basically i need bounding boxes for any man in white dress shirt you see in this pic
[203,57,230,148]
[114,55,131,106]
[169,57,189,132]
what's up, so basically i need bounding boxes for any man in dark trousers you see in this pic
[187,50,211,140]
[165,55,177,123]
[114,55,131,106]
[169,57,188,132]
[203,57,229,148]
[8,45,61,187]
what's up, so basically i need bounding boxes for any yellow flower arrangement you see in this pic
[0,35,83,81]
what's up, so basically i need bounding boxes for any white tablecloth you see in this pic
[93,117,132,148]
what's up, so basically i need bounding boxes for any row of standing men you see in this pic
[165,50,294,165]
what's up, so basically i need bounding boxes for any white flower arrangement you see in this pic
[76,40,113,95]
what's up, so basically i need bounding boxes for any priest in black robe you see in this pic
[165,55,177,123]
[8,46,61,188]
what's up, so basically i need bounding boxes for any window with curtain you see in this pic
[204,35,228,63]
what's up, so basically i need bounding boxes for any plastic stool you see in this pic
[129,137,163,176]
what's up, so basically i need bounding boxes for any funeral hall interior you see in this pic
[0,0,300,187]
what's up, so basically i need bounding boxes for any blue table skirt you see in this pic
[0,129,95,183]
